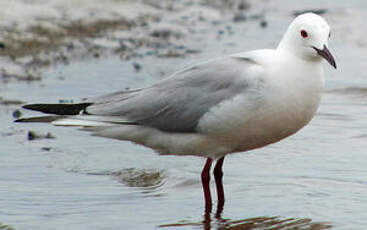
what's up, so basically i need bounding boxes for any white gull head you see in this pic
[278,13,336,69]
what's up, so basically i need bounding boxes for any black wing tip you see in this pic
[21,103,93,115]
[22,104,43,111]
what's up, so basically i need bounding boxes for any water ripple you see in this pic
[326,87,367,98]
[160,215,332,230]
[87,168,166,191]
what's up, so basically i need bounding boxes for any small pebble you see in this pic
[186,49,201,54]
[45,132,55,139]
[233,13,247,22]
[27,131,55,141]
[175,45,185,50]
[260,20,268,28]
[238,1,250,10]
[132,62,142,72]
[151,29,172,39]
[59,99,73,104]
[12,109,22,119]
[218,30,224,35]
[27,131,36,141]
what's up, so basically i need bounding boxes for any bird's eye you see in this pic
[328,31,331,39]
[300,30,308,38]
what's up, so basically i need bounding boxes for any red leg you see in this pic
[201,158,213,210]
[214,157,225,207]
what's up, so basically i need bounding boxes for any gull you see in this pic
[16,13,336,210]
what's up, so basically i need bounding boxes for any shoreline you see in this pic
[0,0,261,82]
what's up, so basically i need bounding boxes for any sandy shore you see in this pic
[0,0,266,82]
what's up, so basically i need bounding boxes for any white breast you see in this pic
[198,51,325,154]
[234,55,324,152]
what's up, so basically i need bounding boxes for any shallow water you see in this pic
[1,1,367,230]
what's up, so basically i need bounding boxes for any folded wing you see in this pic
[18,56,262,133]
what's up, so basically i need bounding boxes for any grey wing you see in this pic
[86,56,259,133]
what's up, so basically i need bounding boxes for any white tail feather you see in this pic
[52,119,113,127]
[52,115,132,127]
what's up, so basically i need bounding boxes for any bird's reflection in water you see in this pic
[160,203,332,230]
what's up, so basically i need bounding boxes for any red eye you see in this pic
[300,30,308,38]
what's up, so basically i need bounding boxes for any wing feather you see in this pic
[86,56,261,132]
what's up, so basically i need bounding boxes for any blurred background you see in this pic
[0,0,366,229]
